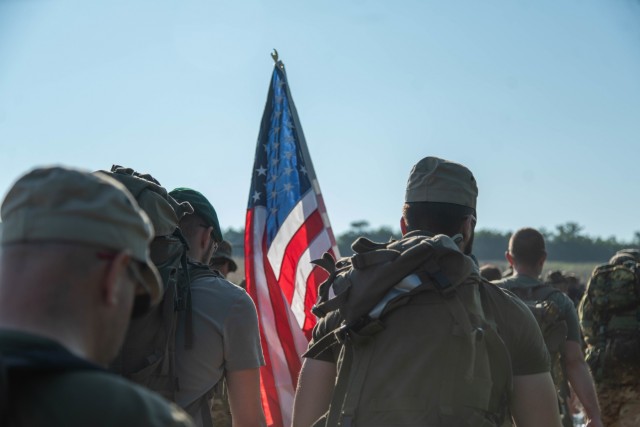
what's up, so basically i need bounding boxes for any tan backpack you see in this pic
[307,232,512,427]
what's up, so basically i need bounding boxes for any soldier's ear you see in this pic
[505,251,515,266]
[101,251,131,307]
[400,217,407,235]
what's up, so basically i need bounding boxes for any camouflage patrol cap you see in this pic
[1,166,162,304]
[210,240,237,272]
[405,157,478,209]
[169,188,223,242]
[609,249,640,265]
[105,166,193,237]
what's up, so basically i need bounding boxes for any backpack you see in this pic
[307,233,512,427]
[106,167,194,402]
[579,261,640,384]
[502,284,570,425]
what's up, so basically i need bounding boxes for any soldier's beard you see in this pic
[464,233,475,255]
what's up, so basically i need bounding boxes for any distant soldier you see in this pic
[580,249,640,427]
[480,263,503,281]
[207,239,239,427]
[0,167,193,427]
[209,240,238,279]
[495,228,603,427]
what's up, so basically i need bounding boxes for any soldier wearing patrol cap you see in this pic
[293,156,562,427]
[0,166,193,426]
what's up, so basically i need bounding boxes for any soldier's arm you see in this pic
[226,367,266,427]
[510,372,562,427]
[292,358,337,427]
[563,340,603,427]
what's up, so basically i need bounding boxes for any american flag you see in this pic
[244,59,340,427]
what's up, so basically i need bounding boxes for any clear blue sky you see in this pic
[1,0,639,241]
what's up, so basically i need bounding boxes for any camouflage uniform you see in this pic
[580,251,640,426]
[581,297,640,427]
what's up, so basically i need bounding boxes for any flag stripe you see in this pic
[277,210,324,305]
[291,229,332,332]
[245,209,285,427]
[267,190,318,279]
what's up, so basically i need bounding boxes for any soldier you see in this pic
[169,188,265,427]
[580,249,640,427]
[494,228,603,427]
[0,166,193,426]
[480,263,503,281]
[209,240,238,279]
[293,156,562,427]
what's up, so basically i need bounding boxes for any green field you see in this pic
[227,258,601,286]
[479,260,600,284]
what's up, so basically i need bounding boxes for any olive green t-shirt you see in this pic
[0,330,194,427]
[494,274,582,343]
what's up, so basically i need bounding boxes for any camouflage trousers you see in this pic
[597,383,640,427]
[210,380,232,427]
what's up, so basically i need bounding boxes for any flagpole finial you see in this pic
[271,49,279,64]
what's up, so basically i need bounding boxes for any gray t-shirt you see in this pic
[174,271,264,422]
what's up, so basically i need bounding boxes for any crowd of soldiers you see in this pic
[0,157,638,427]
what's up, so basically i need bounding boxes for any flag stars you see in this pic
[272,110,282,120]
[270,207,278,216]
[252,191,261,202]
[275,96,283,104]
[300,165,308,175]
[283,134,294,143]
[277,79,286,89]
[271,190,278,199]
[270,174,279,183]
[284,151,294,160]
[256,166,267,176]
[283,183,293,193]
[283,166,294,176]
[273,141,280,150]
[271,158,280,167]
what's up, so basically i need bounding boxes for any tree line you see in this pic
[222,221,640,263]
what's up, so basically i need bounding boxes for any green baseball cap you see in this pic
[1,166,163,305]
[405,156,478,209]
[169,187,223,242]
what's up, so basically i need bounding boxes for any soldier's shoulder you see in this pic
[49,371,194,426]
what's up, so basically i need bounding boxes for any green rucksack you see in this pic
[579,261,640,384]
[106,166,194,401]
[307,232,512,427]
[503,284,570,426]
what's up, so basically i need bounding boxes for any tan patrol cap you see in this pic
[405,157,478,210]
[1,166,163,305]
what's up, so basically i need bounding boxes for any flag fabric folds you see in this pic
[244,60,340,427]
